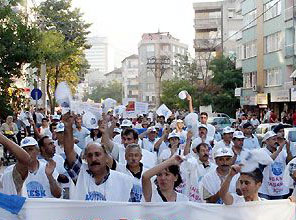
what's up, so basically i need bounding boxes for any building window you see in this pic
[147,83,154,90]
[266,67,282,86]
[264,0,281,21]
[243,40,257,59]
[147,44,155,52]
[243,72,257,88]
[244,9,256,29]
[264,32,282,53]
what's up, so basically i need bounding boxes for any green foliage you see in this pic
[84,81,123,103]
[162,56,242,116]
[0,0,40,118]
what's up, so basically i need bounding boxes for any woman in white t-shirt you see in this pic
[142,155,189,202]
[219,165,264,205]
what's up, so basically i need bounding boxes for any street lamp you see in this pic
[147,55,170,108]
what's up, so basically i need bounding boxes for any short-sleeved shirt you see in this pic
[73,127,90,150]
[230,193,265,204]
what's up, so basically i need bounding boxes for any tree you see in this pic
[0,0,40,117]
[84,81,123,103]
[34,0,91,113]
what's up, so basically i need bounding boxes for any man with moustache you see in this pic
[63,114,134,201]
[180,143,217,202]
[200,147,239,203]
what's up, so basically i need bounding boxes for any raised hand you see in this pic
[62,113,74,128]
[45,159,56,177]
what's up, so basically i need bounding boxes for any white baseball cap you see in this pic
[55,123,65,133]
[198,124,208,130]
[20,137,38,148]
[223,126,234,134]
[233,131,245,139]
[148,126,157,132]
[263,131,277,142]
[113,128,121,134]
[214,147,234,158]
[176,119,183,123]
[155,123,162,129]
[120,119,132,128]
[52,114,61,121]
[168,132,180,140]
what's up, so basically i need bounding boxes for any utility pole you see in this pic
[40,64,47,114]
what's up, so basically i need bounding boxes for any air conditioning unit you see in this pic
[252,84,257,92]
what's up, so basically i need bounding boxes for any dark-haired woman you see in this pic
[85,126,102,146]
[142,155,189,202]
[219,165,265,205]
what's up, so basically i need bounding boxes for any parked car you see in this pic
[256,123,292,146]
[212,113,236,124]
[208,117,232,134]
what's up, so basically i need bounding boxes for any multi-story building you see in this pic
[121,54,139,100]
[193,0,243,78]
[84,36,108,86]
[138,32,188,108]
[104,68,122,84]
[237,0,296,114]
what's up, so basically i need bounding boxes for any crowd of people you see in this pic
[0,97,296,206]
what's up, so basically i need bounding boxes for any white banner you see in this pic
[135,102,149,115]
[1,199,295,220]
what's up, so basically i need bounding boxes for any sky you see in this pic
[70,0,220,70]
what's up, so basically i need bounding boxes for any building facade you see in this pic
[237,0,296,115]
[138,32,188,108]
[84,36,108,86]
[193,0,243,78]
[121,54,139,101]
[104,68,123,83]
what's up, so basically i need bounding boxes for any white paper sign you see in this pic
[135,102,149,115]
[156,104,172,120]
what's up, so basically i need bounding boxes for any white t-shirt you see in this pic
[230,193,265,204]
[39,154,66,175]
[85,136,101,146]
[250,119,260,127]
[179,156,217,202]
[243,135,260,150]
[73,164,133,201]
[142,185,189,202]
[54,141,82,159]
[2,161,59,198]
[39,127,52,138]
[283,157,296,190]
[173,129,188,145]
[201,169,239,204]
[116,163,148,202]
[259,147,289,196]
[142,137,167,156]
[158,147,183,162]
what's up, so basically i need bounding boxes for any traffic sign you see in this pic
[31,88,42,100]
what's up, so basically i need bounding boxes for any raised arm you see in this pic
[100,120,114,153]
[0,133,30,166]
[183,131,193,156]
[218,165,240,205]
[186,94,194,113]
[63,113,77,167]
[142,155,183,202]
[154,126,169,151]
[45,159,62,198]
[29,119,42,140]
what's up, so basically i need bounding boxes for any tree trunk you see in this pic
[51,64,60,114]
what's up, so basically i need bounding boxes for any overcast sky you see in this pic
[71,0,220,70]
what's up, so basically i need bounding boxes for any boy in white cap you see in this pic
[158,132,181,161]
[1,136,61,198]
[200,147,238,203]
[258,131,291,200]
[231,131,246,164]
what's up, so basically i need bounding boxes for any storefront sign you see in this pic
[235,88,241,97]
[240,90,257,106]
[271,90,290,102]
[256,93,268,105]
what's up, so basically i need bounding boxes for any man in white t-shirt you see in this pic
[258,131,291,200]
[2,136,61,198]
[116,144,148,202]
[73,116,90,150]
[180,142,217,202]
[219,165,264,204]
[250,114,260,129]
[188,124,212,157]
[54,123,82,159]
[200,147,239,204]
[242,122,260,150]
[63,114,134,201]
[39,118,52,138]
[173,119,187,145]
[212,126,234,157]
[231,131,246,164]
[140,126,166,155]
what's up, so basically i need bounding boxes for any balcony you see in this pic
[193,39,220,50]
[285,44,296,57]
[194,18,221,30]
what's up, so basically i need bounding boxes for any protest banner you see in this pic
[1,199,295,220]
